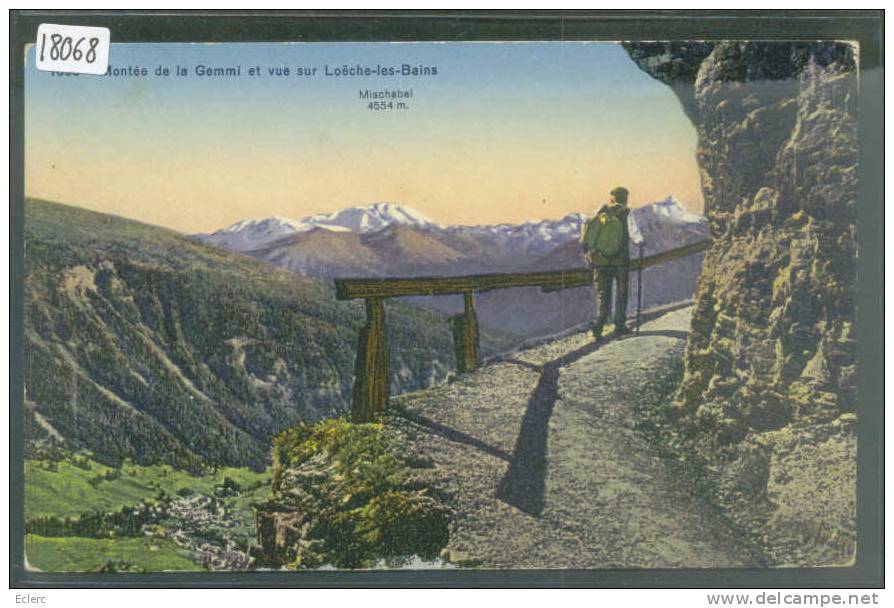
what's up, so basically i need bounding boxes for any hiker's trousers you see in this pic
[592,265,629,333]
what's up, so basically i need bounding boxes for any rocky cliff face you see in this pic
[624,42,858,565]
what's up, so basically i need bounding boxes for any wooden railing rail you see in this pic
[334,238,711,421]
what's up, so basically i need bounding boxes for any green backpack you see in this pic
[582,206,625,257]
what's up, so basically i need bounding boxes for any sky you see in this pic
[25,42,703,233]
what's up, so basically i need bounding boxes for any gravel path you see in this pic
[391,306,757,569]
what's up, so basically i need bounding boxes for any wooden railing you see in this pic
[335,238,711,421]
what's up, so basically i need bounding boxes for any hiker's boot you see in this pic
[591,325,605,342]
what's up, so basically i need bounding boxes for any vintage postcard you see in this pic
[13,22,879,582]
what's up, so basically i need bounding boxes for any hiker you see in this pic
[580,186,634,341]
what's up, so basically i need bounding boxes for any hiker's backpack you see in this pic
[582,205,626,257]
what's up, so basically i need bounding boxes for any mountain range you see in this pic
[195,197,710,337]
[198,202,586,258]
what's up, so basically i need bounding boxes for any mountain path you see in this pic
[391,306,756,569]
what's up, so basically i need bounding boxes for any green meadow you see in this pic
[25,535,204,572]
[25,458,269,519]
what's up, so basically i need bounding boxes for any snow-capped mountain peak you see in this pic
[627,196,708,254]
[198,216,311,251]
[220,216,302,234]
[196,203,437,251]
[641,196,703,224]
[303,203,440,233]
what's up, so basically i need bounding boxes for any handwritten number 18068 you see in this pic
[38,33,100,64]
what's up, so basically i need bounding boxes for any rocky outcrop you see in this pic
[624,42,858,565]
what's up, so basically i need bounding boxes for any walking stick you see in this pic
[636,242,644,334]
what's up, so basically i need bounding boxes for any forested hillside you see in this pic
[23,199,506,470]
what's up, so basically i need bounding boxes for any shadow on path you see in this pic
[396,409,512,462]
[495,340,602,516]
[495,327,690,516]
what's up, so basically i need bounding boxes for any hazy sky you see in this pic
[25,42,703,233]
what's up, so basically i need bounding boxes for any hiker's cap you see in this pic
[610,187,629,204]
[610,186,629,198]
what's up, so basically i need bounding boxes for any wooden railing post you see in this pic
[451,291,480,374]
[351,297,389,422]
